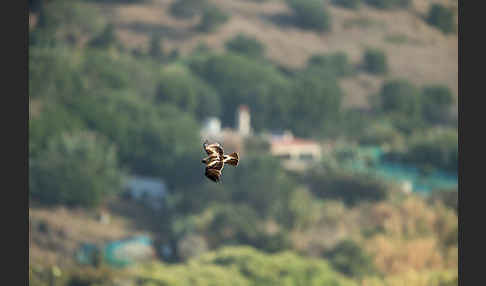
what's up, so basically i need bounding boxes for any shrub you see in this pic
[286,0,332,32]
[324,239,379,278]
[332,0,361,9]
[189,53,293,131]
[36,0,104,44]
[289,70,343,138]
[29,103,86,157]
[89,23,118,49]
[363,48,388,74]
[399,128,458,172]
[170,0,208,19]
[156,64,221,119]
[364,0,411,9]
[149,33,164,60]
[306,169,389,206]
[29,131,124,207]
[421,85,455,124]
[68,92,203,188]
[427,4,455,34]
[225,34,265,58]
[379,79,421,116]
[197,5,230,33]
[307,51,353,77]
[29,46,84,99]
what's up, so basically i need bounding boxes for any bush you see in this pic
[156,64,221,119]
[149,33,164,60]
[289,70,343,138]
[307,51,353,77]
[421,85,454,124]
[332,0,361,9]
[29,46,84,99]
[379,79,421,116]
[170,0,208,19]
[363,48,388,75]
[197,5,230,33]
[394,128,458,172]
[325,239,379,278]
[189,53,293,131]
[89,23,118,49]
[364,0,411,9]
[29,131,124,207]
[68,92,203,188]
[286,0,332,32]
[225,34,265,59]
[36,0,104,44]
[306,169,389,206]
[427,4,455,34]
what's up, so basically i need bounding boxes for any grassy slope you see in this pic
[94,0,457,110]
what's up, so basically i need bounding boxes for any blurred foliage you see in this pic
[197,5,230,33]
[29,1,458,285]
[225,34,266,59]
[363,48,388,75]
[364,0,411,9]
[378,79,421,118]
[306,51,354,77]
[289,69,342,138]
[29,131,124,207]
[332,0,361,9]
[304,168,389,206]
[134,246,357,286]
[427,4,455,34]
[189,52,294,131]
[421,84,455,125]
[37,0,104,45]
[285,0,332,32]
[385,127,457,173]
[170,0,209,19]
[156,64,222,119]
[324,239,379,278]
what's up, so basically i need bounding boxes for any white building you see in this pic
[267,130,322,171]
[236,105,251,137]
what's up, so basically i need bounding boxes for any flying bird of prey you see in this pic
[201,140,239,183]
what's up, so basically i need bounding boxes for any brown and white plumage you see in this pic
[201,140,238,182]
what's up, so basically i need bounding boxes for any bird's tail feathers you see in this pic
[223,152,239,166]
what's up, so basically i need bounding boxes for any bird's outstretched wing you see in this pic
[203,141,224,158]
[223,152,239,167]
[205,160,224,183]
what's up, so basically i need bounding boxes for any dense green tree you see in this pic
[156,65,221,119]
[286,0,332,32]
[225,34,266,59]
[189,53,293,131]
[332,0,361,9]
[197,5,230,33]
[67,92,202,188]
[427,4,455,34]
[324,239,379,278]
[289,70,342,138]
[307,52,354,77]
[379,79,421,116]
[421,85,454,124]
[29,131,124,207]
[363,48,388,75]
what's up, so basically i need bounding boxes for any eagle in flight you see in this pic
[201,140,239,183]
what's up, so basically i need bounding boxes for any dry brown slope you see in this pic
[98,0,457,109]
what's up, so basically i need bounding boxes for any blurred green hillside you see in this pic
[29,0,457,285]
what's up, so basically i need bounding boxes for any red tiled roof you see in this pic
[238,105,249,112]
[270,138,319,146]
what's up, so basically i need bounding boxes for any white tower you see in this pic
[236,105,251,137]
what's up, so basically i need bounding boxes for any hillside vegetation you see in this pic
[29,0,458,285]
